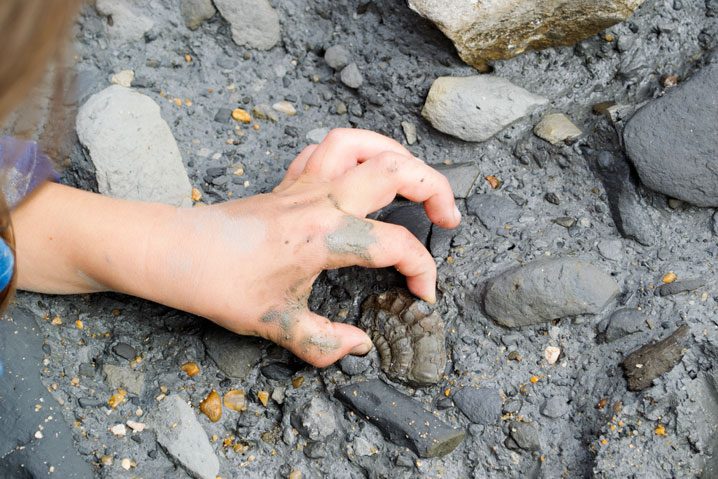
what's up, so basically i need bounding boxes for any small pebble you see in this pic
[232,109,252,123]
[191,188,202,202]
[223,390,247,412]
[108,389,127,408]
[181,362,200,377]
[544,346,560,365]
[200,390,222,422]
[288,471,303,479]
[662,272,677,283]
[101,455,113,466]
[120,458,132,471]
[272,101,296,116]
[292,376,304,388]
[485,176,500,189]
[126,420,145,432]
[110,424,127,437]
[258,390,270,407]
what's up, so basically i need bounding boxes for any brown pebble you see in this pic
[292,376,305,388]
[232,109,251,123]
[621,324,690,392]
[597,398,607,410]
[181,362,200,377]
[257,390,269,407]
[485,176,500,189]
[223,390,247,412]
[613,401,623,414]
[288,471,303,479]
[200,390,222,422]
[662,272,677,284]
[508,351,521,361]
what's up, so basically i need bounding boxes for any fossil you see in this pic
[359,290,446,386]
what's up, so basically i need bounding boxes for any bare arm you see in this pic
[11,129,460,367]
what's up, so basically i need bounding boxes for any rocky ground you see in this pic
[2,0,718,478]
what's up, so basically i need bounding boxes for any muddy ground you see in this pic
[5,0,718,478]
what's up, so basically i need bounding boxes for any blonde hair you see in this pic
[0,0,83,121]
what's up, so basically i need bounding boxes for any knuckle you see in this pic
[325,128,349,143]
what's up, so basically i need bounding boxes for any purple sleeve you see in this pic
[0,136,59,210]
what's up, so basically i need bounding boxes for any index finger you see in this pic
[302,128,414,180]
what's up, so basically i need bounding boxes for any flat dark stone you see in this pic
[433,163,481,199]
[213,108,233,123]
[260,362,295,380]
[655,279,706,297]
[430,223,458,258]
[112,342,137,361]
[0,307,93,478]
[382,203,432,247]
[452,387,502,425]
[466,194,522,232]
[604,308,645,342]
[334,379,465,458]
[622,324,691,391]
[508,421,541,451]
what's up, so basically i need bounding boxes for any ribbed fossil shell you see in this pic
[359,290,446,386]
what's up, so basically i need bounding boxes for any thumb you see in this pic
[283,310,373,368]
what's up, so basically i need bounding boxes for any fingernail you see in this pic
[350,339,373,356]
[453,205,462,223]
[426,290,437,304]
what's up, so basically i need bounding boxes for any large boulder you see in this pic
[483,258,619,327]
[408,0,645,70]
[422,75,547,142]
[76,85,192,207]
[214,0,280,50]
[624,63,718,207]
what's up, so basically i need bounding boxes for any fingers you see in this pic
[260,308,373,368]
[330,151,460,228]
[325,216,437,303]
[302,128,414,181]
[274,144,318,192]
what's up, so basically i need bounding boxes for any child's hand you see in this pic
[156,129,460,366]
[13,129,460,367]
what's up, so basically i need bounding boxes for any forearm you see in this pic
[12,182,175,301]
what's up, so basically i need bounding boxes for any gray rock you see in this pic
[76,85,192,207]
[421,76,548,142]
[408,0,645,69]
[655,279,706,297]
[586,150,656,246]
[604,308,644,342]
[540,396,569,418]
[452,387,502,425]
[622,324,691,391]
[401,121,418,145]
[214,0,280,50]
[597,239,624,261]
[466,194,522,232]
[624,63,718,207]
[430,223,457,258]
[260,362,294,380]
[179,0,216,30]
[677,375,718,469]
[534,113,582,144]
[434,162,481,199]
[95,0,154,44]
[339,354,371,376]
[214,108,233,123]
[713,211,718,236]
[306,127,330,144]
[324,45,350,70]
[290,397,336,441]
[202,327,262,379]
[508,421,541,451]
[303,441,328,458]
[335,380,465,458]
[149,395,219,479]
[483,258,620,328]
[102,364,144,396]
[340,63,363,89]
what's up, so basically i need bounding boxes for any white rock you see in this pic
[544,346,561,365]
[110,70,134,88]
[324,45,351,70]
[422,75,548,142]
[126,420,146,432]
[534,113,582,144]
[273,101,296,116]
[408,0,645,69]
[96,0,154,44]
[214,0,280,50]
[76,85,192,207]
[110,424,127,437]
